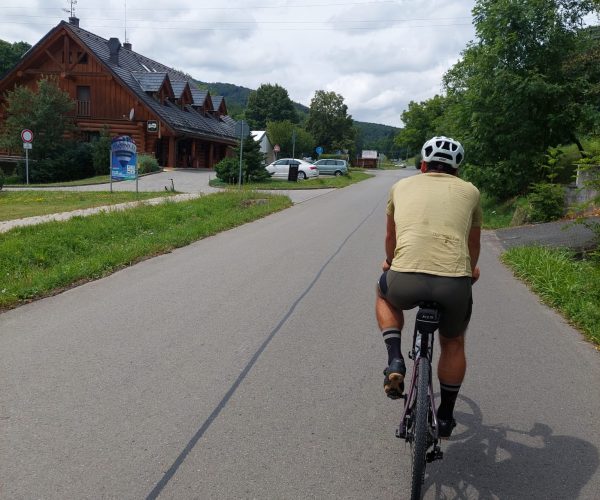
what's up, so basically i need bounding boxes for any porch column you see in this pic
[191,140,198,168]
[208,143,214,169]
[168,136,176,168]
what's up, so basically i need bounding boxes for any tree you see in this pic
[442,0,597,198]
[215,132,269,184]
[0,77,79,182]
[395,95,449,157]
[240,131,270,182]
[0,77,74,153]
[0,39,31,74]
[245,83,298,130]
[91,127,112,175]
[306,90,355,153]
[266,120,315,158]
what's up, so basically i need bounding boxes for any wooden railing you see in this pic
[76,100,91,117]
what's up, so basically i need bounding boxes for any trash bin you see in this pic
[288,162,299,182]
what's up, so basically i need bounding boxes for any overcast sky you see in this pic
[0,0,479,127]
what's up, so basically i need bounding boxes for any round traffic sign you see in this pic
[21,129,33,143]
[316,146,323,154]
[273,144,280,153]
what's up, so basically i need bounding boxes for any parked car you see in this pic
[265,158,319,180]
[313,159,348,176]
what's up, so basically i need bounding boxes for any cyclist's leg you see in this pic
[433,277,472,437]
[376,272,407,398]
[376,293,404,356]
[376,271,405,359]
[436,334,465,437]
[438,333,466,385]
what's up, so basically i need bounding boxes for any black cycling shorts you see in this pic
[378,270,473,338]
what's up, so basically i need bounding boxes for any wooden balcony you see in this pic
[76,100,91,117]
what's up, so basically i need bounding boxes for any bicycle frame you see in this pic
[396,303,443,462]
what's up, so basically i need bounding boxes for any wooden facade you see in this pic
[0,18,238,168]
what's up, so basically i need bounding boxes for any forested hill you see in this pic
[196,79,399,153]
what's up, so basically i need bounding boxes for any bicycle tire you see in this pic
[409,360,430,500]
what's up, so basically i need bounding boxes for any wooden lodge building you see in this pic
[0,17,239,168]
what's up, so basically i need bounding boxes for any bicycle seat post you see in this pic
[413,303,440,359]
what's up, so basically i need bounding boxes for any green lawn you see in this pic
[0,190,175,221]
[0,191,292,311]
[6,175,111,187]
[502,246,600,346]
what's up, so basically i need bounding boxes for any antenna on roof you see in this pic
[124,0,128,44]
[62,0,77,18]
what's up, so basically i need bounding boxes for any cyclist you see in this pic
[376,136,482,438]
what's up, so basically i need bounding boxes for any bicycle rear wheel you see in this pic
[409,360,430,500]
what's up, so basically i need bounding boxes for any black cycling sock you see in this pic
[438,382,461,419]
[382,328,402,364]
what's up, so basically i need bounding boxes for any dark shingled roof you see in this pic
[212,96,224,109]
[58,21,237,141]
[190,88,208,107]
[131,72,167,92]
[170,80,189,99]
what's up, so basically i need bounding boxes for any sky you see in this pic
[0,0,479,127]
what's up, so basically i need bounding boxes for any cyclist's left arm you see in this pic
[468,226,481,283]
[384,214,396,271]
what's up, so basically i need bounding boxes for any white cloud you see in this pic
[0,0,478,126]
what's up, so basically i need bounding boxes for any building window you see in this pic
[76,86,91,116]
[82,131,100,142]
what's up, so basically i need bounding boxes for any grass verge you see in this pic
[0,190,175,221]
[481,193,526,229]
[502,246,600,346]
[6,175,112,187]
[209,171,373,189]
[0,191,291,311]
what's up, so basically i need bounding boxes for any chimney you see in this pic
[123,42,132,51]
[107,38,121,65]
[68,16,80,27]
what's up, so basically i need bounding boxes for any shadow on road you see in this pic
[423,395,599,499]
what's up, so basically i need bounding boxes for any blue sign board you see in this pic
[316,146,324,155]
[111,136,137,180]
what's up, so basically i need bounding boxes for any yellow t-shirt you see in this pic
[386,173,482,277]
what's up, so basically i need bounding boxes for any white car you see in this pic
[265,158,319,180]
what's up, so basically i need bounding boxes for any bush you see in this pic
[0,166,21,184]
[138,154,160,174]
[523,182,565,223]
[215,157,240,184]
[21,142,95,183]
[461,159,541,200]
[91,128,112,175]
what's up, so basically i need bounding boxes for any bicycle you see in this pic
[396,301,444,500]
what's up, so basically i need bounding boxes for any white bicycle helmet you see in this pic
[421,136,464,169]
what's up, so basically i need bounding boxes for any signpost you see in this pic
[273,144,280,160]
[316,146,323,159]
[235,120,250,188]
[21,129,33,185]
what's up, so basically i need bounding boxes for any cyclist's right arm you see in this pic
[468,226,481,283]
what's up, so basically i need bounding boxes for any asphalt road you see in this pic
[1,170,599,499]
